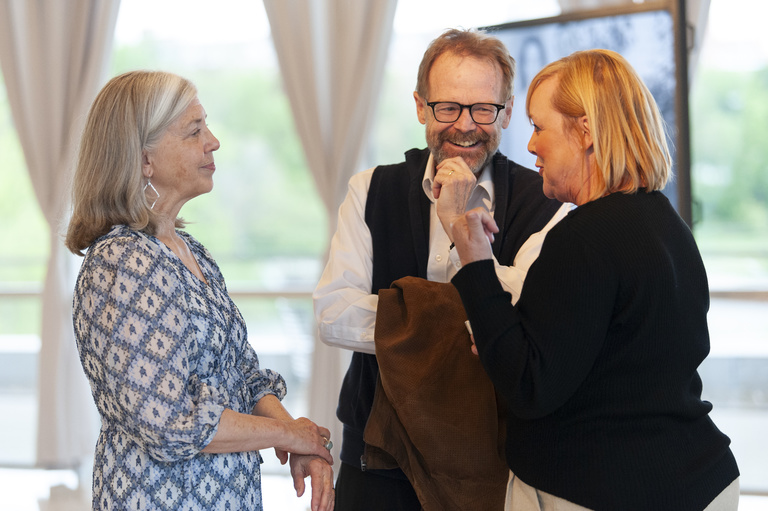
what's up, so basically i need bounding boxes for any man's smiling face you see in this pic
[415,51,512,175]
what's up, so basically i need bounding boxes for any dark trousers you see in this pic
[334,461,422,511]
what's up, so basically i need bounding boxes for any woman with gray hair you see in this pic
[66,71,334,511]
[449,50,739,510]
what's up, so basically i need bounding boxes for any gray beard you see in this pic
[433,147,495,176]
[428,130,500,176]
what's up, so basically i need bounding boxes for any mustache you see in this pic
[439,131,490,145]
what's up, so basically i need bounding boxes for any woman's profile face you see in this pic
[526,78,590,205]
[143,97,220,212]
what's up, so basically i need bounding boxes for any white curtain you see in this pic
[263,0,397,461]
[0,0,121,468]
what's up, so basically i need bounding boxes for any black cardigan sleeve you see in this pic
[452,224,618,420]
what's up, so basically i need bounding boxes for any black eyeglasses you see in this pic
[426,101,506,125]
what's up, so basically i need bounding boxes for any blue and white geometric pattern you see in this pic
[73,225,286,510]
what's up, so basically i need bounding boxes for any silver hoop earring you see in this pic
[144,178,159,209]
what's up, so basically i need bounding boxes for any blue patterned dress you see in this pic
[73,225,286,510]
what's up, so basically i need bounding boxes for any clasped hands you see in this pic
[275,417,335,511]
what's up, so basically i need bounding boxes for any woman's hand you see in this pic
[288,454,335,511]
[278,417,334,466]
[451,207,498,265]
[203,404,333,467]
[465,320,479,356]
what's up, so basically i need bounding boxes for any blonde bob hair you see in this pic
[525,49,672,201]
[66,71,197,255]
[416,28,516,102]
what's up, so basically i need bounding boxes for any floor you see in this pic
[2,466,768,510]
[1,468,316,511]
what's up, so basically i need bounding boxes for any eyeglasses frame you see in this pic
[425,101,506,125]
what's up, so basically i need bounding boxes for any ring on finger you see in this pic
[321,436,333,450]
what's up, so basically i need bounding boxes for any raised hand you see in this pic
[432,156,477,241]
[450,207,498,266]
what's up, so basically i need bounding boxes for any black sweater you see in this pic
[452,191,739,510]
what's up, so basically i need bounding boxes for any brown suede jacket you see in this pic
[364,276,508,511]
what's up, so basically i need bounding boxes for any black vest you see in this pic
[336,147,561,471]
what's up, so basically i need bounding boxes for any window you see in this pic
[0,77,47,466]
[2,1,766,508]
[690,0,768,494]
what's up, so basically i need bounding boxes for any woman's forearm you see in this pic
[202,399,333,464]
[201,408,288,454]
[252,393,292,421]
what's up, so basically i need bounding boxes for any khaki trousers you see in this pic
[504,472,740,511]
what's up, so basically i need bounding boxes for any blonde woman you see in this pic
[449,50,739,510]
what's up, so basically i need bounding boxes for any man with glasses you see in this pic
[314,28,570,510]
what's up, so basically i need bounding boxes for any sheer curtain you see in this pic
[263,0,397,460]
[0,0,121,467]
